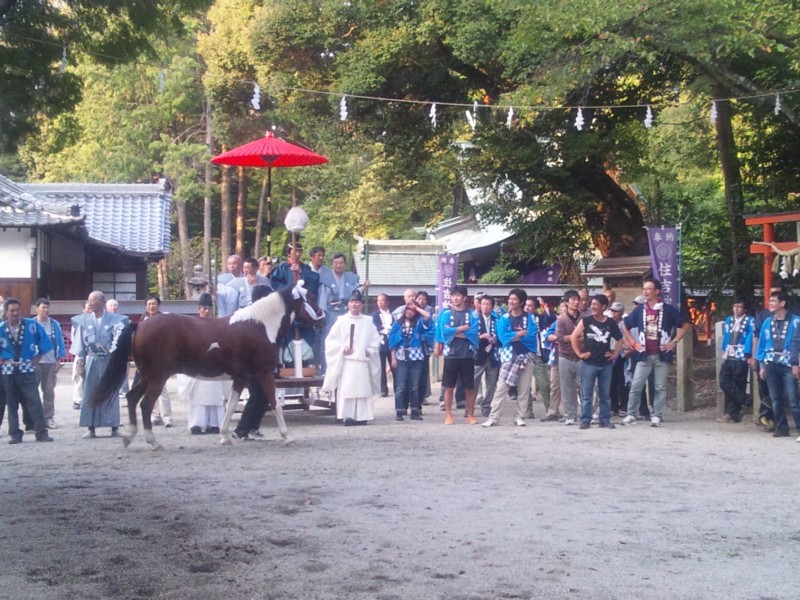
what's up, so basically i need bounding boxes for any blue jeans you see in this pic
[395,360,423,413]
[627,354,669,418]
[764,362,800,434]
[580,362,613,424]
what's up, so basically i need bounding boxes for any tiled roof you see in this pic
[582,256,652,278]
[19,180,171,255]
[0,174,84,227]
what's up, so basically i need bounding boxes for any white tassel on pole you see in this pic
[429,103,437,128]
[644,105,653,129]
[506,106,514,129]
[774,94,782,116]
[710,101,717,125]
[339,95,348,121]
[465,109,476,131]
[574,107,584,131]
[251,83,261,110]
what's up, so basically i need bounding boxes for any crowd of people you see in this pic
[2,246,800,444]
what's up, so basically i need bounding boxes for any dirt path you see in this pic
[0,372,797,599]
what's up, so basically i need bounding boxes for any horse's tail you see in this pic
[89,323,137,408]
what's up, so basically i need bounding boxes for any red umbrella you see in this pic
[211,131,328,256]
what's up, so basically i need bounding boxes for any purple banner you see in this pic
[522,264,561,285]
[437,253,459,310]
[647,226,679,307]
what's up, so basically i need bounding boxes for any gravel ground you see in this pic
[1,370,798,600]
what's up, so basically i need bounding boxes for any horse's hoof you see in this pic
[283,437,296,446]
[122,436,133,448]
[150,444,164,451]
[220,437,233,446]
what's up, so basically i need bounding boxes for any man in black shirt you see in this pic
[571,294,623,429]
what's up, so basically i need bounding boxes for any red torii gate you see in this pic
[746,210,800,308]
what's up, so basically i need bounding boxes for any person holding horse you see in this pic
[72,291,129,439]
[322,289,381,426]
[134,295,173,427]
[0,297,54,444]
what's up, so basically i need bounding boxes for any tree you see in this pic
[0,0,210,152]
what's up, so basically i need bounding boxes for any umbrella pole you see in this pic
[254,174,267,257]
[266,167,272,259]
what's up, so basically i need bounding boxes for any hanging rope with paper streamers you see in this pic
[774,94,781,116]
[251,83,261,110]
[506,106,514,129]
[59,46,68,74]
[754,242,800,278]
[644,105,654,129]
[429,103,437,128]
[339,95,348,121]
[574,107,584,131]
[465,107,476,131]
[709,100,717,124]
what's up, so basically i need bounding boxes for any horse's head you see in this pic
[280,279,325,326]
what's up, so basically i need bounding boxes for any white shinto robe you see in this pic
[176,375,225,429]
[322,313,381,421]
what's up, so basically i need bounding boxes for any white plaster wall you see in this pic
[0,230,33,278]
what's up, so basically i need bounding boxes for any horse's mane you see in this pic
[228,289,290,342]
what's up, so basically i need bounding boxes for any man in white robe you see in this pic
[322,289,381,425]
[176,293,225,434]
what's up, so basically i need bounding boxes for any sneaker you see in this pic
[622,415,637,425]
[443,415,454,425]
[563,418,575,426]
[481,418,497,428]
[466,415,478,425]
[410,412,423,421]
[8,437,22,445]
[82,429,96,439]
[205,426,220,434]
[249,429,264,438]
[599,422,616,429]
[651,416,662,428]
[151,416,164,426]
[716,414,734,424]
[231,431,249,440]
[163,418,174,428]
[190,426,203,435]
[772,430,790,438]
[46,419,59,429]
[540,414,560,422]
[395,414,404,422]
[514,417,526,427]
[558,416,567,423]
[36,434,54,442]
[578,421,590,429]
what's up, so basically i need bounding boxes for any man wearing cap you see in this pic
[608,301,630,416]
[322,290,381,426]
[434,285,480,425]
[177,293,226,435]
[621,277,690,427]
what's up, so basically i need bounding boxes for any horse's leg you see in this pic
[141,379,167,451]
[219,383,244,446]
[259,371,293,445]
[123,376,145,448]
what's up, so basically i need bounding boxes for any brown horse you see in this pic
[89,281,323,450]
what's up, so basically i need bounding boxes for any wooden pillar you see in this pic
[715,320,724,415]
[676,333,693,412]
[762,223,774,308]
